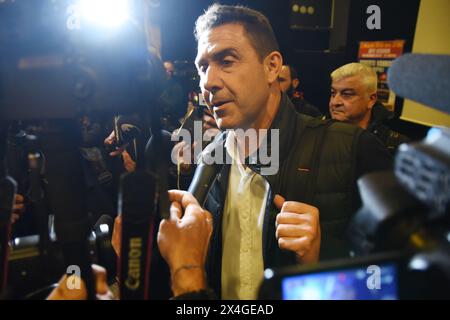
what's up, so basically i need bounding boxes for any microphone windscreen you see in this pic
[388,54,450,114]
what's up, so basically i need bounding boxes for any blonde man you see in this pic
[330,63,409,154]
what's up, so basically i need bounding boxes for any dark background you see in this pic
[155,0,428,139]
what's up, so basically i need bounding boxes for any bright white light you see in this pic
[409,257,429,270]
[80,0,129,27]
[264,268,274,279]
[301,287,322,300]
[99,223,110,233]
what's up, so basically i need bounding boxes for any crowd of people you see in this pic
[6,4,414,300]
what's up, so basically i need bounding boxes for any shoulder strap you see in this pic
[302,120,334,204]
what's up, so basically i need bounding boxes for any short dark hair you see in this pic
[194,4,280,61]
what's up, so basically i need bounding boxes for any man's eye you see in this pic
[222,59,234,67]
[342,93,354,98]
[198,65,208,73]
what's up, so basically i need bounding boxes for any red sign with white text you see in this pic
[358,40,405,110]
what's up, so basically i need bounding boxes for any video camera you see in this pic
[0,0,170,299]
[259,54,450,300]
[0,0,164,120]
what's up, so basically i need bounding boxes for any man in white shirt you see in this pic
[194,4,320,299]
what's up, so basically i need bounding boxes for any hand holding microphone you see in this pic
[111,189,213,297]
[157,190,213,296]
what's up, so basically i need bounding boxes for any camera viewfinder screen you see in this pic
[282,263,398,300]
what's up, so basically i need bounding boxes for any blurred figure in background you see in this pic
[161,61,186,132]
[278,64,322,117]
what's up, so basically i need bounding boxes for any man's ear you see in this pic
[368,92,377,109]
[292,78,300,90]
[264,51,283,84]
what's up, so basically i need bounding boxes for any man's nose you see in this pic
[330,93,342,106]
[202,66,222,94]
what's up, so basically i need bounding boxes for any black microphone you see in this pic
[188,141,225,206]
[188,162,222,206]
[388,54,450,114]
